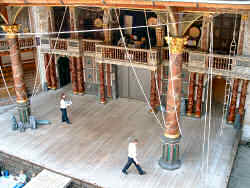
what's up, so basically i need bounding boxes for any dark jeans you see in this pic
[60,108,70,123]
[122,157,144,174]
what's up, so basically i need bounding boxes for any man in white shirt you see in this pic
[122,138,146,175]
[60,93,71,124]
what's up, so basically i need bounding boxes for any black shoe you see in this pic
[139,171,146,175]
[122,171,128,175]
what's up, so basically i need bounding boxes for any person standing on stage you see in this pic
[60,93,71,124]
[122,138,146,175]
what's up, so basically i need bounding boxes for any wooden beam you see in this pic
[1,0,250,11]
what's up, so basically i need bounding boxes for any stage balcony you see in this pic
[1,37,250,79]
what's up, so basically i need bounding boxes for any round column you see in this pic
[239,80,248,121]
[227,79,240,124]
[50,54,57,90]
[70,57,78,94]
[99,63,106,104]
[150,70,156,112]
[186,72,196,116]
[77,57,84,95]
[195,74,204,118]
[2,25,30,123]
[159,36,187,170]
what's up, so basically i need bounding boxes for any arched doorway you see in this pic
[58,56,70,88]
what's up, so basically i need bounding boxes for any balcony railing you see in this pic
[209,54,233,71]
[96,44,159,68]
[82,39,102,53]
[0,37,35,51]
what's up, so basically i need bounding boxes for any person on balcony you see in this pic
[122,138,146,175]
[140,37,149,49]
[60,93,72,124]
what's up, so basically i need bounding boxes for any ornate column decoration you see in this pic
[237,14,248,55]
[186,72,196,116]
[195,74,204,118]
[99,63,106,104]
[227,79,240,124]
[70,57,78,94]
[103,8,112,98]
[1,25,30,123]
[50,54,57,90]
[239,80,248,121]
[159,36,187,170]
[150,70,156,112]
[77,57,84,95]
[44,54,52,88]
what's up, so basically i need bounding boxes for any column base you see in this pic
[186,112,192,116]
[159,136,181,170]
[194,114,201,118]
[78,92,85,96]
[17,101,30,124]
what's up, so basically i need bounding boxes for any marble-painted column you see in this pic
[159,36,187,170]
[103,8,112,98]
[44,54,52,88]
[155,68,161,107]
[237,14,248,55]
[195,74,204,118]
[77,57,84,95]
[99,63,106,104]
[2,25,30,123]
[186,72,196,116]
[239,80,249,121]
[70,57,78,94]
[50,54,57,90]
[228,79,240,124]
[69,7,78,39]
[150,70,156,112]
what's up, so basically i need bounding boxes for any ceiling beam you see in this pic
[1,0,250,11]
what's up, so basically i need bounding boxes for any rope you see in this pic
[143,10,166,128]
[0,65,15,103]
[114,8,165,130]
[32,7,68,98]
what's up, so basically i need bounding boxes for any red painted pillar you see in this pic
[2,25,30,123]
[77,57,84,94]
[227,79,240,124]
[50,54,57,90]
[239,80,248,121]
[159,37,187,170]
[195,74,204,118]
[186,72,196,116]
[99,63,106,104]
[70,57,78,94]
[150,70,156,112]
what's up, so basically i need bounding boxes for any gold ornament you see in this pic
[1,25,20,39]
[164,36,188,54]
[164,132,181,139]
[94,18,103,28]
[242,14,248,21]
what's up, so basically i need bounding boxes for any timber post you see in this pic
[2,25,30,123]
[159,36,187,170]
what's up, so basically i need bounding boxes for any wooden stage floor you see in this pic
[0,86,238,188]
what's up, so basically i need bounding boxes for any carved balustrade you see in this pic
[0,37,34,51]
[96,44,159,70]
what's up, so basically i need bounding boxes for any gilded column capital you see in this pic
[1,25,20,39]
[164,36,188,54]
[242,14,248,21]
